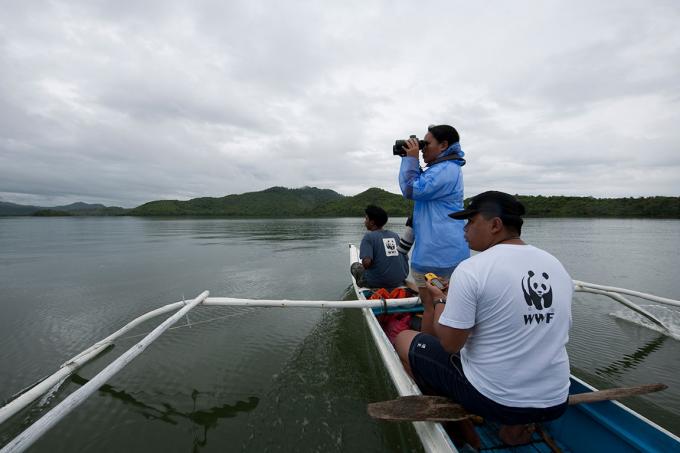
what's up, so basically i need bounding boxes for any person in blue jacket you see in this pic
[399,124,470,335]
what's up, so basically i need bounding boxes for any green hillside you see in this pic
[33,209,73,217]
[130,186,344,217]
[0,201,127,216]
[308,187,413,217]
[4,187,679,218]
[517,195,680,218]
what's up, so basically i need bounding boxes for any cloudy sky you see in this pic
[1,1,678,208]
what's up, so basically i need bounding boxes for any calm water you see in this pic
[0,217,679,451]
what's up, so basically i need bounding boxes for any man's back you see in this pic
[441,244,572,407]
[359,229,409,288]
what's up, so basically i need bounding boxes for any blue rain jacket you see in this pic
[399,143,470,273]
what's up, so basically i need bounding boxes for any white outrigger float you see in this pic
[0,244,679,452]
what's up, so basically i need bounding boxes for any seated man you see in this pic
[395,191,573,445]
[351,205,411,289]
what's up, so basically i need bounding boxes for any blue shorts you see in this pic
[408,333,568,425]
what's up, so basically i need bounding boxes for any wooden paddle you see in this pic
[368,383,667,422]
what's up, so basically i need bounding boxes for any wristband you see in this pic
[433,298,446,307]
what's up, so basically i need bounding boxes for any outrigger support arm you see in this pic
[573,280,680,308]
[0,300,187,426]
[0,295,419,435]
[1,291,209,453]
[573,280,678,332]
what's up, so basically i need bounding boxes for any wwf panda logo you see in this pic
[522,270,552,310]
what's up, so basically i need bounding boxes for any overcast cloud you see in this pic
[1,0,679,207]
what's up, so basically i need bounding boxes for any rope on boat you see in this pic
[118,310,250,342]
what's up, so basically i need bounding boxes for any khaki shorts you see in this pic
[412,268,455,287]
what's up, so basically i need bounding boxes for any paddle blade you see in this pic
[368,395,470,422]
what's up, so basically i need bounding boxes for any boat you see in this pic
[348,243,680,452]
[1,248,679,452]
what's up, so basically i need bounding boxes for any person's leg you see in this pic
[405,333,566,447]
[404,332,480,449]
[394,329,419,377]
[411,271,436,335]
[498,424,536,445]
[350,262,368,287]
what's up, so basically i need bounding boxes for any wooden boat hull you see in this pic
[349,244,680,452]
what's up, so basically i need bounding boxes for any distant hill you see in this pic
[2,189,679,218]
[0,201,43,216]
[54,202,106,211]
[0,201,128,216]
[33,209,74,217]
[129,186,344,217]
[308,187,412,217]
[517,195,680,218]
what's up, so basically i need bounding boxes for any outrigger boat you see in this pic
[1,247,679,452]
[349,244,680,453]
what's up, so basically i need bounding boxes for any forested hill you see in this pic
[515,195,680,218]
[129,186,344,217]
[1,188,679,218]
[111,190,680,218]
[0,201,126,216]
[308,188,414,217]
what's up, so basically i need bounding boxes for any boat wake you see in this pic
[610,304,680,340]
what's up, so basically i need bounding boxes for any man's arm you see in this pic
[433,304,470,353]
[425,272,473,353]
[359,234,374,269]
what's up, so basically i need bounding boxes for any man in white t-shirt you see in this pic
[395,191,573,445]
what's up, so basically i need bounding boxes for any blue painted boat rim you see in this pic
[569,375,680,442]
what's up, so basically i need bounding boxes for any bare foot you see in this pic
[498,423,535,445]
[443,419,481,450]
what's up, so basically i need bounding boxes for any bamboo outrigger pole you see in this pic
[0,294,421,452]
[574,280,680,308]
[1,291,209,453]
[0,301,188,426]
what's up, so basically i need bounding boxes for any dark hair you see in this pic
[428,124,459,147]
[501,214,523,235]
[450,191,524,235]
[365,205,388,228]
[477,211,523,235]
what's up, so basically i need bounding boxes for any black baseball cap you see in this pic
[449,191,526,220]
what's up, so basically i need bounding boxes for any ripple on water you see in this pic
[240,309,422,452]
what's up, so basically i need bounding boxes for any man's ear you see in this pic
[490,217,504,233]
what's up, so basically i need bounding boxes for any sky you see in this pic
[1,1,679,208]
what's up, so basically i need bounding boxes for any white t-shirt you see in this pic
[439,244,572,408]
